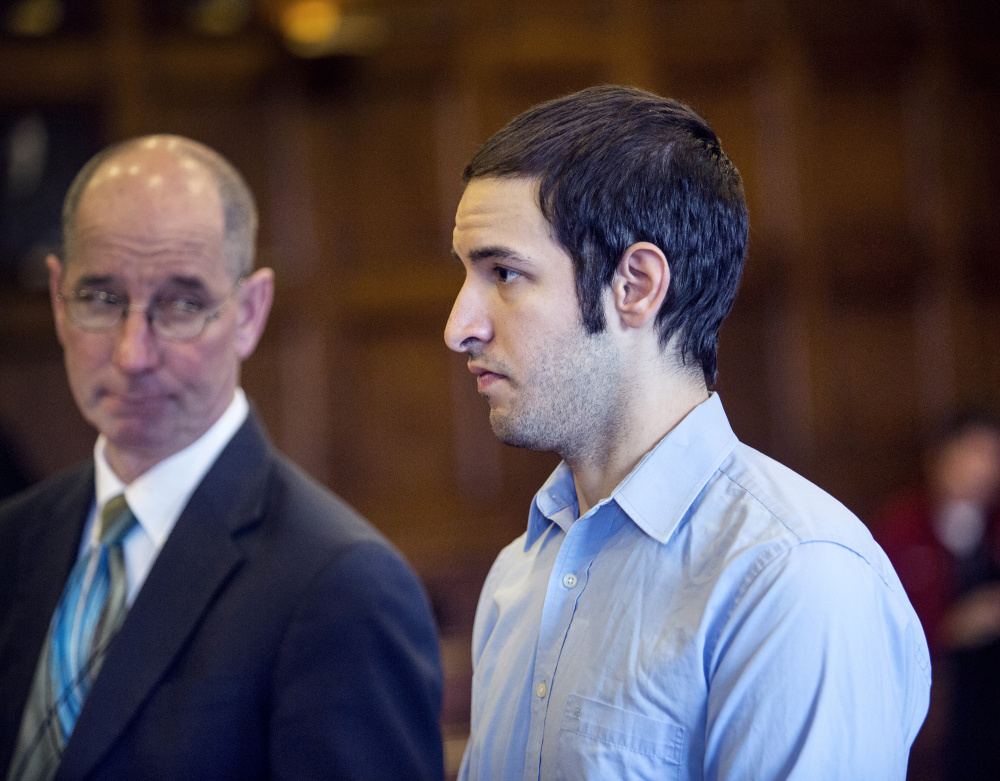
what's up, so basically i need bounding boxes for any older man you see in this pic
[0,136,443,781]
[446,86,930,780]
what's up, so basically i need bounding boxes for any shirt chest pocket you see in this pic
[556,694,684,781]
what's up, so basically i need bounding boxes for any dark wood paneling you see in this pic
[2,16,1000,770]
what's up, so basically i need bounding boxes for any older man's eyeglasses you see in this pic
[57,280,244,342]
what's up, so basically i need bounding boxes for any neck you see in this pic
[104,447,170,485]
[569,374,709,518]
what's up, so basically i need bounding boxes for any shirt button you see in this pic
[536,682,548,698]
[562,573,577,588]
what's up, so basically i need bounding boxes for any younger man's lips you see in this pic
[469,363,508,391]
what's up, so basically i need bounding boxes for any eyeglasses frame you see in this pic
[55,277,246,342]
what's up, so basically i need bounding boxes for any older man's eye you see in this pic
[157,298,205,320]
[76,289,124,310]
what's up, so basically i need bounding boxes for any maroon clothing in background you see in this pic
[875,489,1000,657]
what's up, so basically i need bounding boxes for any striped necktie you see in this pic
[6,496,138,781]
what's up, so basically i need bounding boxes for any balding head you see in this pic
[63,135,257,280]
[49,134,274,482]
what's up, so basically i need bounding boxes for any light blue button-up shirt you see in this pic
[459,394,931,781]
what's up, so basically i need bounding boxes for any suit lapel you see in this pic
[55,413,274,781]
[0,468,92,770]
[10,468,92,657]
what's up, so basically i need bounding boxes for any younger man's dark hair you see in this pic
[464,85,749,385]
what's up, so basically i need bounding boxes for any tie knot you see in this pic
[99,495,137,545]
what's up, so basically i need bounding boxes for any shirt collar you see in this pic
[526,393,738,548]
[93,388,250,547]
[527,462,579,546]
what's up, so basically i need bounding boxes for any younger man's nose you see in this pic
[444,283,492,353]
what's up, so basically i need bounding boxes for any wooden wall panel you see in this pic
[818,309,924,508]
[336,85,446,268]
[0,0,998,658]
[955,300,1000,410]
[471,65,606,145]
[0,352,93,479]
[715,305,775,454]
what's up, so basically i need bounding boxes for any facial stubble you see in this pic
[485,327,625,467]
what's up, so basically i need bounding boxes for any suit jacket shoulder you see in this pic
[13,412,444,781]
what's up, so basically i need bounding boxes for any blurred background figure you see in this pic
[877,409,1000,781]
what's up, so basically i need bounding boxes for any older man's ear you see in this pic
[47,254,68,347]
[234,267,274,360]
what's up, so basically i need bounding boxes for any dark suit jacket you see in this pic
[0,412,444,780]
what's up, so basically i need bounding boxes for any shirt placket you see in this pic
[522,504,617,781]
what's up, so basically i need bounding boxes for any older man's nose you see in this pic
[113,309,161,372]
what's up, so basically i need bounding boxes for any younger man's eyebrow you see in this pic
[456,246,533,266]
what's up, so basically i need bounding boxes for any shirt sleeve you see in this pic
[704,540,931,781]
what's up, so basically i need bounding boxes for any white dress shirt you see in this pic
[80,388,250,605]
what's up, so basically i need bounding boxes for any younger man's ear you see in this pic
[611,242,670,330]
